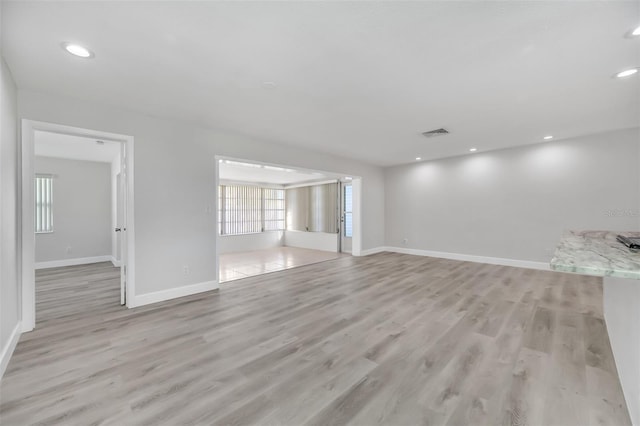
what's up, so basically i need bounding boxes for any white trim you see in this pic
[284,179,339,190]
[351,178,362,256]
[21,120,35,332]
[21,120,136,333]
[1,322,21,379]
[360,246,387,256]
[376,246,550,271]
[132,280,219,308]
[215,157,221,294]
[110,256,122,267]
[35,256,113,270]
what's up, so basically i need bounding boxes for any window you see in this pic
[218,185,285,235]
[263,188,285,231]
[344,184,353,237]
[35,175,53,233]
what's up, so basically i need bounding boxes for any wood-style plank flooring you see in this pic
[219,246,343,283]
[0,254,631,425]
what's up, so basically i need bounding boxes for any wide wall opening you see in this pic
[215,157,361,284]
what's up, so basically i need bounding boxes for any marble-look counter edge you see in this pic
[550,261,640,280]
[550,230,640,280]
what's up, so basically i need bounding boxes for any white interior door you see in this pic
[116,173,122,262]
[118,146,127,305]
[341,183,353,253]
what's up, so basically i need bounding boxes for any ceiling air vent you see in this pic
[421,128,450,138]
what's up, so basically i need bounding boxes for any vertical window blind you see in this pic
[263,188,285,231]
[218,185,285,235]
[308,183,338,233]
[35,175,53,233]
[285,183,339,233]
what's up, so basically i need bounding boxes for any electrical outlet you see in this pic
[66,246,72,254]
[402,238,408,245]
[183,265,190,275]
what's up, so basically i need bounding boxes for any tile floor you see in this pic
[219,246,344,283]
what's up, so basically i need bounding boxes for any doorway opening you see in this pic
[215,156,362,284]
[21,120,135,332]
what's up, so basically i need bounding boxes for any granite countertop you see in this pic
[550,230,640,279]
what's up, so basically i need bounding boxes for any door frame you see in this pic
[20,120,136,332]
[116,171,125,305]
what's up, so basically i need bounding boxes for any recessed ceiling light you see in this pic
[344,176,353,180]
[543,135,553,140]
[415,157,422,161]
[615,68,638,78]
[469,148,477,152]
[262,81,277,89]
[61,42,94,58]
[633,26,640,36]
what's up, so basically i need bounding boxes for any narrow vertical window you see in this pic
[344,185,353,237]
[35,175,54,233]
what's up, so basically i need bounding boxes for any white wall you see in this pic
[0,53,21,376]
[218,232,284,254]
[284,230,339,252]
[34,156,112,265]
[603,276,640,426]
[18,90,385,299]
[385,127,640,263]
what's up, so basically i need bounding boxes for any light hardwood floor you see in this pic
[219,246,343,282]
[0,254,631,425]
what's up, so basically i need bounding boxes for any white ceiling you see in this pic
[219,160,333,186]
[35,131,120,164]
[3,1,639,166]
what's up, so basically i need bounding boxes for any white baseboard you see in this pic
[372,246,550,271]
[1,321,21,380]
[133,280,219,308]
[359,246,387,256]
[110,256,122,267]
[35,255,113,270]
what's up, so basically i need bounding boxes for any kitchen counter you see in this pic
[551,230,640,425]
[550,230,640,279]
